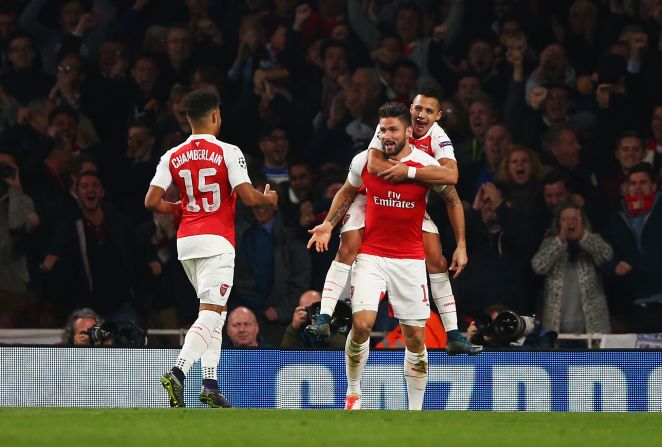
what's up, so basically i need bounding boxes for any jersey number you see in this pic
[178,168,220,212]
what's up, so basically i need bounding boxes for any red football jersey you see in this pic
[347,148,439,259]
[150,134,251,260]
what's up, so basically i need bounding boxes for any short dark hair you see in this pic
[542,170,570,190]
[627,162,654,182]
[378,101,411,129]
[413,87,443,108]
[77,170,102,186]
[614,131,642,150]
[468,93,498,118]
[185,89,219,120]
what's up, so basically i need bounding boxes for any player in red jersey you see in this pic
[307,89,481,355]
[145,90,277,408]
[309,102,444,410]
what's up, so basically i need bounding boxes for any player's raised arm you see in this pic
[307,179,359,253]
[234,182,278,208]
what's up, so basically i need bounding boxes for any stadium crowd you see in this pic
[0,0,661,346]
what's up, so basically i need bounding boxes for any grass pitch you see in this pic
[1,408,659,447]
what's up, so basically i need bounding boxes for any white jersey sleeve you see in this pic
[150,149,174,190]
[430,124,456,161]
[368,125,383,152]
[223,143,252,189]
[347,150,368,188]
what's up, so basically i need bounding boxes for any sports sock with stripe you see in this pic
[173,310,222,378]
[429,272,458,332]
[320,261,351,316]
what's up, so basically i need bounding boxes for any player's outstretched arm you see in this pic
[235,183,278,208]
[145,185,181,214]
[307,180,359,252]
[378,157,458,185]
[439,184,468,278]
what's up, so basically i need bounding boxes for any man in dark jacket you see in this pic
[603,163,662,333]
[41,171,159,322]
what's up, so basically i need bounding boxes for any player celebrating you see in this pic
[309,102,444,410]
[145,90,277,408]
[308,89,481,355]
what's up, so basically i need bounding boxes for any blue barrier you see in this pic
[2,347,661,411]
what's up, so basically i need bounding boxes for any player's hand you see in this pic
[449,245,468,279]
[378,159,408,183]
[307,221,333,252]
[615,260,632,276]
[291,306,308,330]
[264,184,278,207]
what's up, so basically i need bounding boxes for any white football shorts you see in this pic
[340,194,438,235]
[180,253,234,306]
[350,253,430,321]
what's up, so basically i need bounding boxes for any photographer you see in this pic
[281,290,347,348]
[62,307,104,346]
[62,307,146,346]
[0,152,39,324]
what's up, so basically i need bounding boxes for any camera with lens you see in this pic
[86,321,146,347]
[473,310,537,347]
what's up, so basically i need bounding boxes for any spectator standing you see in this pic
[532,201,612,335]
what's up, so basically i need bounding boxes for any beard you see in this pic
[383,138,407,158]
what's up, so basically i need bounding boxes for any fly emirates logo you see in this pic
[373,191,415,209]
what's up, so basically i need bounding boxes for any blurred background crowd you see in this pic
[0,0,661,347]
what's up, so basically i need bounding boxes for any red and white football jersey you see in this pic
[150,133,251,260]
[369,122,456,161]
[347,148,439,259]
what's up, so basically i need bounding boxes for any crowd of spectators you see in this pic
[0,0,661,346]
